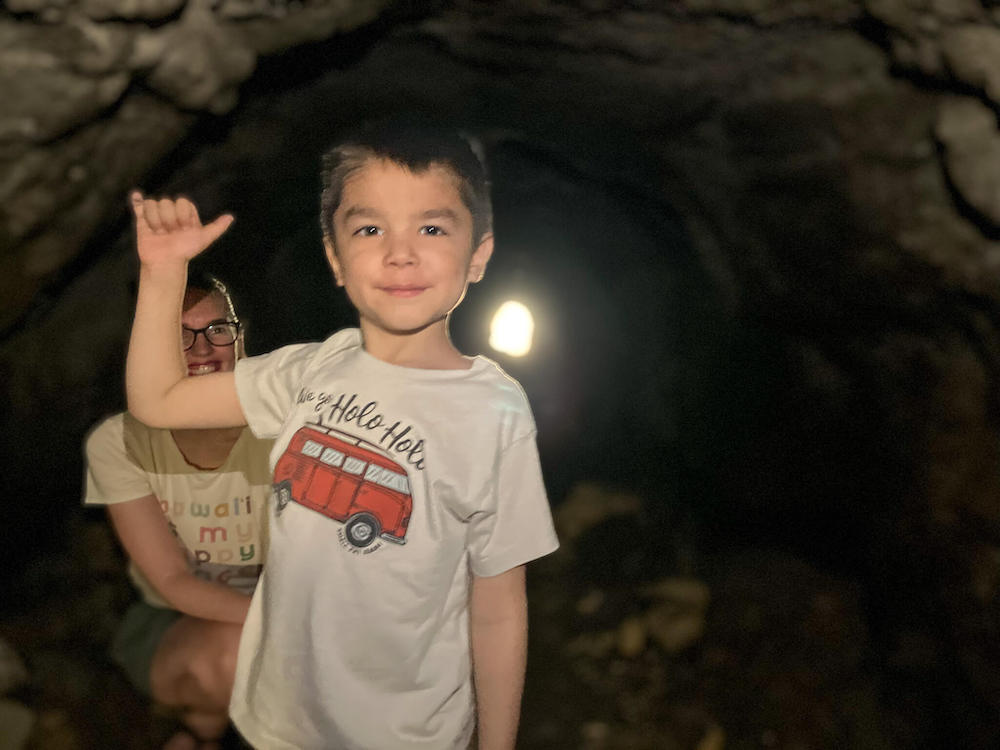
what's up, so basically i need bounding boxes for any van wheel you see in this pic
[345,513,380,548]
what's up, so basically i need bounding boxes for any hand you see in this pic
[131,191,234,267]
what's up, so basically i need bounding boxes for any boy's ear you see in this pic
[467,232,494,284]
[323,237,344,286]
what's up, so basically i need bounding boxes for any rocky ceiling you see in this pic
[5,0,1000,332]
[4,0,1000,746]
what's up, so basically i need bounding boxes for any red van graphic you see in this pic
[272,425,413,548]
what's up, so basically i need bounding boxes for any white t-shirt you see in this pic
[84,413,272,607]
[230,328,559,750]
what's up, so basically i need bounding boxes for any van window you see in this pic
[364,464,410,494]
[302,439,323,458]
[320,447,345,467]
[343,457,366,475]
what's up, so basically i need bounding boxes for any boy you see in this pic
[126,121,560,749]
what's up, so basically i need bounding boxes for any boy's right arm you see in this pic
[126,192,245,429]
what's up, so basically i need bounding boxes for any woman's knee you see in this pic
[187,624,241,707]
[181,709,230,742]
[215,623,241,681]
[150,618,242,709]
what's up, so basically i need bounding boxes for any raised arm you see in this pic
[126,192,245,429]
[107,495,251,624]
[470,565,528,750]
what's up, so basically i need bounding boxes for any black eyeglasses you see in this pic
[182,321,240,350]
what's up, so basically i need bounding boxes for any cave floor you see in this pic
[1,509,901,750]
[0,517,688,750]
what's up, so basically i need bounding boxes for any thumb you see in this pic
[202,213,235,247]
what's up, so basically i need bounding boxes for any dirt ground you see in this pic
[2,488,907,750]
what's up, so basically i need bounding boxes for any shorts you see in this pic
[109,600,182,696]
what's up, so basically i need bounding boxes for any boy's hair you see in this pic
[320,117,493,249]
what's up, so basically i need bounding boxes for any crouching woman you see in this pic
[84,273,272,749]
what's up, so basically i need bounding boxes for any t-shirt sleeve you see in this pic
[466,431,560,578]
[234,343,320,439]
[83,415,153,506]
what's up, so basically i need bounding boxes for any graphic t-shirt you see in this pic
[230,328,560,750]
[84,412,273,607]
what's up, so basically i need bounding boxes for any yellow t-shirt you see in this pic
[84,412,272,608]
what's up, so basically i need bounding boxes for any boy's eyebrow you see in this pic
[418,209,460,222]
[339,207,462,223]
[340,206,381,222]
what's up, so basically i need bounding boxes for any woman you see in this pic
[85,273,271,749]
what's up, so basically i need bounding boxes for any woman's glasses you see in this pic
[182,321,240,351]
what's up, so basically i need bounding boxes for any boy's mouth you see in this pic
[380,285,427,298]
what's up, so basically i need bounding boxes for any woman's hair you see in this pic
[185,268,245,358]
[186,269,239,324]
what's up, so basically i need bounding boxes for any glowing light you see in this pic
[489,301,534,357]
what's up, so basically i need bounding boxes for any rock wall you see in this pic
[0,0,395,333]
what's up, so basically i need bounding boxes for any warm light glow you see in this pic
[489,301,534,357]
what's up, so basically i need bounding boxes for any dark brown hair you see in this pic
[320,117,492,249]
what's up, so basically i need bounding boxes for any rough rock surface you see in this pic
[936,96,1000,226]
[0,0,396,333]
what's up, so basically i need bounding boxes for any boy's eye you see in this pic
[420,225,446,236]
[354,225,382,237]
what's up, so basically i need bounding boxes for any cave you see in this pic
[3,1,1000,748]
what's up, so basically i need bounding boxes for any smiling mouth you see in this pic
[188,363,220,376]
[381,286,427,298]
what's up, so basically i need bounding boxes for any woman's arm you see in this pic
[470,565,528,750]
[107,494,251,624]
[126,192,245,429]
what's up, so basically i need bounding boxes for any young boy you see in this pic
[126,121,560,749]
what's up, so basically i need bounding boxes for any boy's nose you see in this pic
[383,235,417,266]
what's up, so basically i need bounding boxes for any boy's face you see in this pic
[325,158,493,340]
